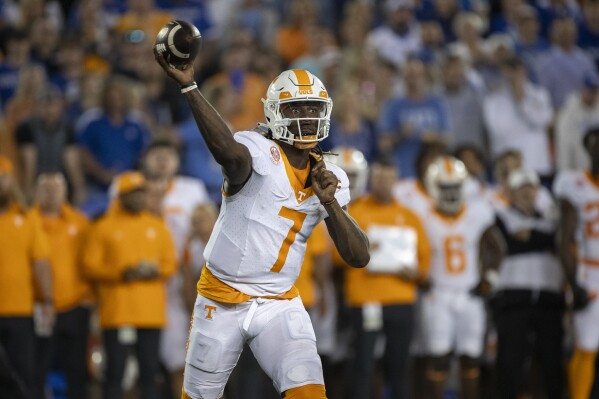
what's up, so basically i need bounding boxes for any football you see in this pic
[154,20,202,67]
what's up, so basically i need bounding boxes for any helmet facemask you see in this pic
[263,98,332,149]
[434,182,465,215]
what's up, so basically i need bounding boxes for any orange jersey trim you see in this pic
[279,145,314,203]
[581,258,599,267]
[432,206,466,225]
[197,265,299,304]
[585,171,599,191]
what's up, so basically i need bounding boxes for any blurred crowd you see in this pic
[1,0,599,398]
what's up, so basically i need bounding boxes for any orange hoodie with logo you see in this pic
[83,205,176,328]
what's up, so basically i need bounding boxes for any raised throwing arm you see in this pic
[154,49,252,191]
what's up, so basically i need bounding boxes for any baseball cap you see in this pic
[0,156,14,175]
[508,169,539,189]
[115,171,146,195]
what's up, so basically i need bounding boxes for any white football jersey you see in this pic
[163,176,211,257]
[204,131,350,297]
[393,178,432,216]
[554,171,599,281]
[422,200,495,291]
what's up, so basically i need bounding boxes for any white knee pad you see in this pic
[271,346,324,393]
[183,365,226,399]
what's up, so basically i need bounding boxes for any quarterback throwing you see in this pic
[154,43,369,399]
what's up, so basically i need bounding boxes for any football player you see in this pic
[154,50,370,399]
[420,156,501,399]
[554,126,599,399]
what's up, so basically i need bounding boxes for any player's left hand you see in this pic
[311,160,339,204]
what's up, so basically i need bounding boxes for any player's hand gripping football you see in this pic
[153,45,195,87]
[311,160,339,205]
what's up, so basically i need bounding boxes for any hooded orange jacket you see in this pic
[83,205,176,328]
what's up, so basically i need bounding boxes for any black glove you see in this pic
[572,284,591,311]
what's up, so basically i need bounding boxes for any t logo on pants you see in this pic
[204,305,217,320]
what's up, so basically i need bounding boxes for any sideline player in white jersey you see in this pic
[420,156,501,399]
[154,48,370,399]
[142,141,212,398]
[554,126,599,399]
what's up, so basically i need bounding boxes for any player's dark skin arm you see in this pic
[558,199,580,288]
[311,161,370,268]
[153,50,252,193]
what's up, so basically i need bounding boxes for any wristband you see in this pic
[321,198,337,206]
[180,81,197,93]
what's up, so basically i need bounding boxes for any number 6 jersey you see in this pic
[420,200,495,291]
[201,130,350,298]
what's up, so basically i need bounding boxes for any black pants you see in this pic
[492,290,565,399]
[349,304,414,399]
[591,351,599,399]
[0,316,34,399]
[34,306,90,399]
[102,328,161,399]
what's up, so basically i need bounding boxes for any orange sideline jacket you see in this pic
[83,206,176,328]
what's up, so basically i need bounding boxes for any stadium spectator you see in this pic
[345,157,431,399]
[578,0,599,68]
[76,76,151,195]
[16,85,85,204]
[488,0,522,35]
[455,144,491,200]
[512,5,549,81]
[366,0,422,71]
[276,0,318,64]
[378,57,450,177]
[536,17,597,109]
[483,57,553,177]
[556,74,599,171]
[554,127,599,399]
[477,33,515,90]
[31,173,91,399]
[201,44,269,132]
[0,156,53,398]
[3,64,47,161]
[141,140,210,398]
[417,20,446,78]
[491,169,565,399]
[439,54,486,151]
[114,0,173,38]
[450,12,487,67]
[0,29,31,108]
[324,81,378,162]
[83,171,176,399]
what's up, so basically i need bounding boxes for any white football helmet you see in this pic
[425,156,469,215]
[326,147,368,200]
[263,69,333,147]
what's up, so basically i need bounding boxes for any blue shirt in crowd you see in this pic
[76,111,150,186]
[578,23,599,68]
[378,96,450,177]
[323,119,378,162]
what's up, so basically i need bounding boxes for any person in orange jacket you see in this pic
[343,157,432,399]
[0,156,53,398]
[31,172,92,399]
[83,171,176,399]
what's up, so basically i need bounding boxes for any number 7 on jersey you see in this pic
[270,207,307,273]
